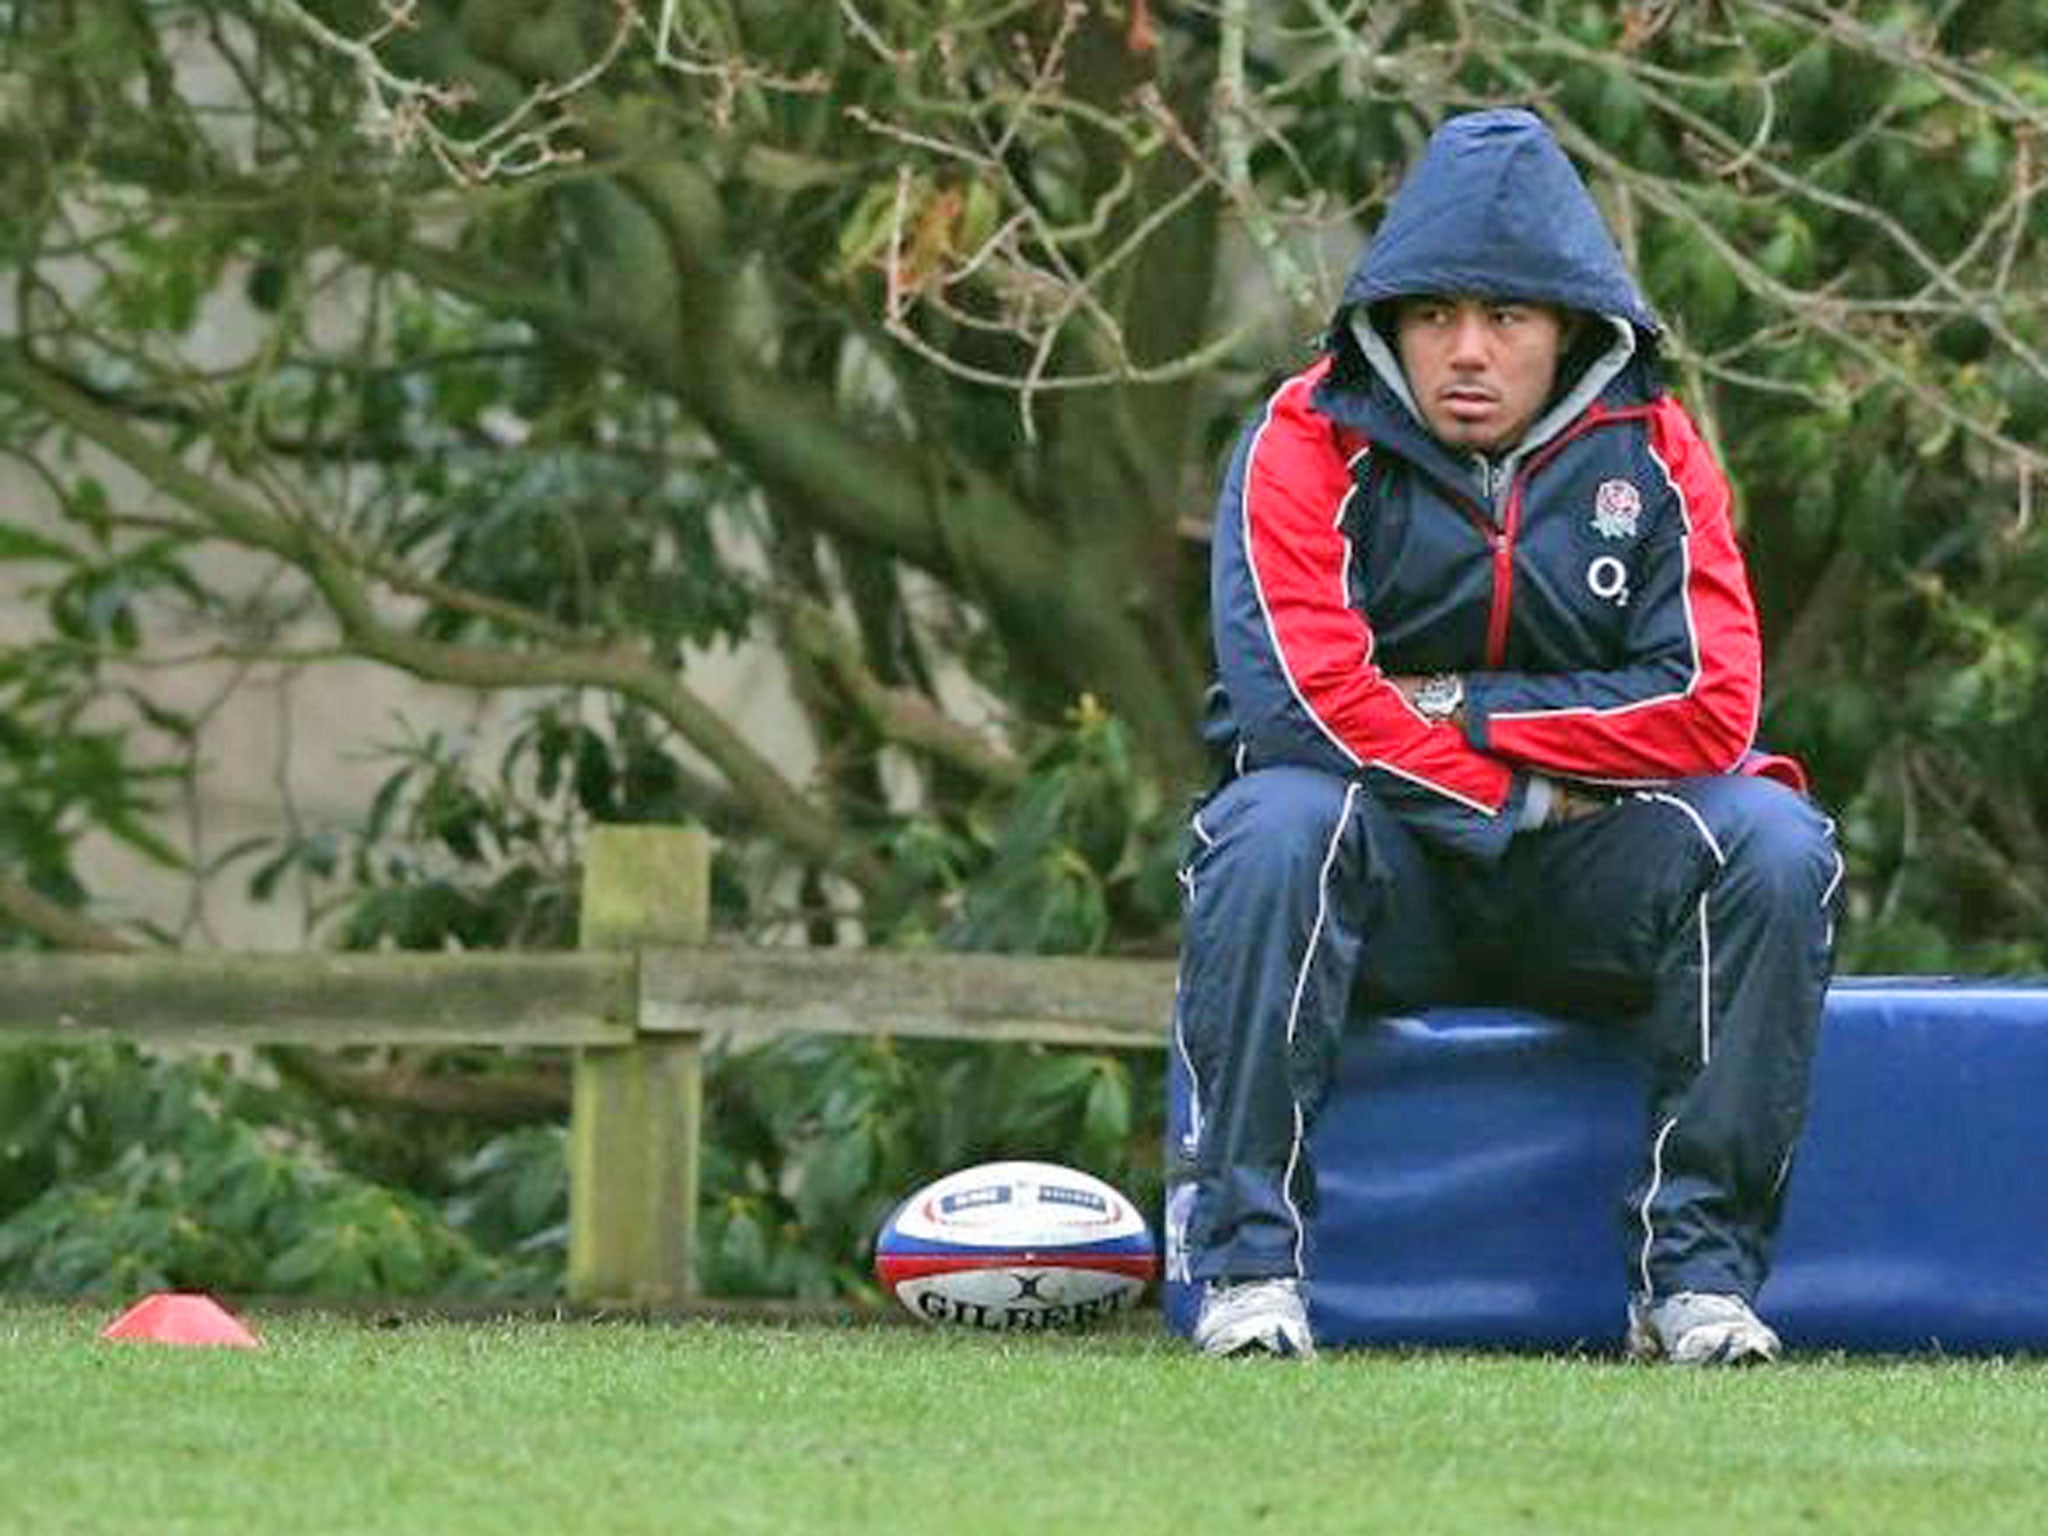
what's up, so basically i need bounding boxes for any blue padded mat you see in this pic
[1162,980,2048,1352]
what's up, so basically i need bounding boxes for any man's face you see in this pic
[1393,295,1568,454]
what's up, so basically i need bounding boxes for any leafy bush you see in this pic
[0,1044,557,1297]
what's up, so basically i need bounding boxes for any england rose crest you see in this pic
[1593,479,1642,540]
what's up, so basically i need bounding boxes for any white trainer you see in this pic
[1627,1291,1782,1365]
[1193,1278,1316,1359]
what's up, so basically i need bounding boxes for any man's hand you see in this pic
[1517,774,1618,833]
[1552,784,1613,824]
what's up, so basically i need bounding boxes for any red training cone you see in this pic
[100,1292,261,1349]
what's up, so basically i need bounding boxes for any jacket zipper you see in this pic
[1480,403,1651,669]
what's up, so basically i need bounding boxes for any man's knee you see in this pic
[1683,777,1842,917]
[1191,767,1368,889]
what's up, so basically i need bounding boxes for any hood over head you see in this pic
[1321,109,1659,466]
[1338,107,1658,336]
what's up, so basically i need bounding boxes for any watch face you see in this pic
[1418,675,1462,718]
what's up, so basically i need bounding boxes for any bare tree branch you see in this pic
[0,340,883,893]
[1216,0,1320,323]
[0,873,138,952]
[780,597,1024,790]
[271,1046,570,1122]
[263,0,639,182]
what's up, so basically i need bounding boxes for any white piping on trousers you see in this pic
[1283,1102,1309,1280]
[1172,987,1206,1159]
[1632,791,1727,1296]
[1771,1147,1796,1199]
[1280,781,1360,1279]
[1818,817,1846,950]
[1177,810,1214,907]
[1172,811,1217,1158]
[1167,804,1209,1281]
[1637,791,1726,1065]
[1635,790,1728,868]
[1694,892,1712,1065]
[1167,961,1203,1283]
[1639,1117,1679,1298]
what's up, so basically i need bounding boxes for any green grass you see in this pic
[6,1303,2048,1536]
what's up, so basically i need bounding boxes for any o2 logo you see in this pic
[1587,555,1630,608]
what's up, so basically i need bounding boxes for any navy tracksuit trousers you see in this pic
[1173,766,1845,1302]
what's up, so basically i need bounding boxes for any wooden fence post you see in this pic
[569,824,709,1306]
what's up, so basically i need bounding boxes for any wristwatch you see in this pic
[1414,672,1465,723]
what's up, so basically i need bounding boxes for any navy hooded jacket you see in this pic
[1207,109,1783,861]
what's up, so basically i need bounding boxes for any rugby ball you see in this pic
[875,1160,1157,1330]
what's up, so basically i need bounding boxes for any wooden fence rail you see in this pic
[0,826,1176,1306]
